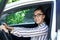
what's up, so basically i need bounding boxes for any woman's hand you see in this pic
[0,23,14,33]
[0,24,8,33]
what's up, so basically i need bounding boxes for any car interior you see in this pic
[0,1,54,40]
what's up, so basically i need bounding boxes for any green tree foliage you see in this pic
[0,0,2,3]
[7,0,19,4]
[5,9,30,25]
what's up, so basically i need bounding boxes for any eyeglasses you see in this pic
[33,14,44,18]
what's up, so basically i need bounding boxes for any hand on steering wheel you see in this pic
[0,25,8,33]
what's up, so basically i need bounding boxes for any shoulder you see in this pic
[39,23,48,31]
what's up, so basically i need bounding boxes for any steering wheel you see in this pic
[0,29,12,40]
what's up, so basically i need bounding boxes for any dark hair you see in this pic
[34,6,46,15]
[34,6,51,25]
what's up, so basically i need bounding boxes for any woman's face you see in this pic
[33,10,45,25]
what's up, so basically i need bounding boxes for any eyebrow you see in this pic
[34,14,44,15]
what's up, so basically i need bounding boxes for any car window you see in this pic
[2,8,37,25]
[1,2,52,26]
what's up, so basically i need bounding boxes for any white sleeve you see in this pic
[12,26,48,37]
